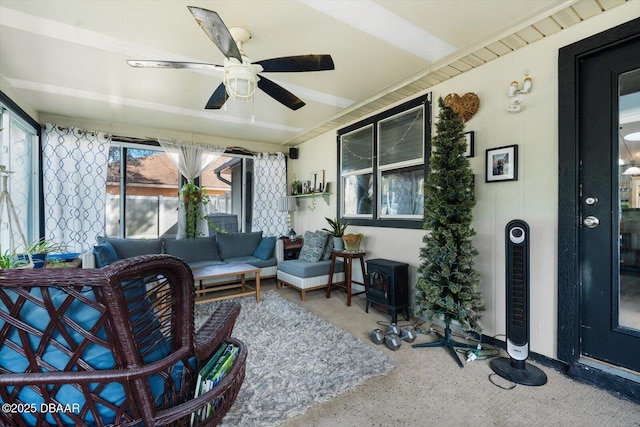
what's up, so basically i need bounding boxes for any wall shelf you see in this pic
[291,192,331,211]
[292,191,331,199]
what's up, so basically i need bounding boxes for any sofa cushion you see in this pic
[164,237,221,263]
[97,236,162,259]
[253,236,277,260]
[217,231,263,259]
[277,259,344,278]
[224,256,277,269]
[187,260,227,269]
[298,231,329,263]
[93,242,119,267]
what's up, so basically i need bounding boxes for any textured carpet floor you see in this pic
[194,290,396,427]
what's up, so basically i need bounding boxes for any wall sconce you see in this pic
[508,76,533,113]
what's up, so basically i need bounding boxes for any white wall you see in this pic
[289,1,640,359]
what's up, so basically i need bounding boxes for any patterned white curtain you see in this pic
[252,152,287,236]
[158,139,225,238]
[42,124,111,253]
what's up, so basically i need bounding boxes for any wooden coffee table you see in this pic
[191,263,261,304]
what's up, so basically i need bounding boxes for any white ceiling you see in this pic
[0,0,627,147]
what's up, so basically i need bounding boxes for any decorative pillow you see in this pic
[319,231,334,260]
[94,242,119,268]
[298,231,329,263]
[253,236,277,260]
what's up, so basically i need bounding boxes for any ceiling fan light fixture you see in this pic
[623,165,640,175]
[224,63,258,101]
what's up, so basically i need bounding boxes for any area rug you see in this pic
[194,290,396,427]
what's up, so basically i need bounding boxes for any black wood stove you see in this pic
[365,259,409,323]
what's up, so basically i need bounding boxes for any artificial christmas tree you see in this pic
[413,97,484,367]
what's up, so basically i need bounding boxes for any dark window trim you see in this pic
[336,94,431,229]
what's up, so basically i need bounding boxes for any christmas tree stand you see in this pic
[412,324,469,368]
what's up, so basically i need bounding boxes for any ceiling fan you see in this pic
[127,6,334,111]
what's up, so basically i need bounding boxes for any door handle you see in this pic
[583,216,600,228]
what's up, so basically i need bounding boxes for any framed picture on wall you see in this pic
[486,145,518,182]
[463,131,475,157]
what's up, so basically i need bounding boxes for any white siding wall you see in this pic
[290,2,640,359]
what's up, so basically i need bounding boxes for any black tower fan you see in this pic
[490,220,547,386]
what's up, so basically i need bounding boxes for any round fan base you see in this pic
[490,357,548,386]
[229,27,251,44]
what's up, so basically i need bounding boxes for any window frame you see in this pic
[0,92,41,246]
[337,94,431,229]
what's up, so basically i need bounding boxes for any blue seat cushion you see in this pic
[277,259,344,278]
[188,260,227,269]
[225,256,277,269]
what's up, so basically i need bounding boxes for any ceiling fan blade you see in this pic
[258,77,305,110]
[188,6,242,63]
[126,60,223,71]
[254,55,335,73]
[205,83,227,110]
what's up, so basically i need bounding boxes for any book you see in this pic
[203,345,240,418]
[191,343,228,426]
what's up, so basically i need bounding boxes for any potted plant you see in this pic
[180,182,209,238]
[26,238,66,268]
[291,178,302,196]
[342,233,363,252]
[323,217,349,251]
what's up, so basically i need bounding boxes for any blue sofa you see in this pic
[82,232,283,280]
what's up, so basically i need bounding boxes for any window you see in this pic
[338,95,429,228]
[106,142,251,238]
[106,144,179,238]
[0,96,40,251]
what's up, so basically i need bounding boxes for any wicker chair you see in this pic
[0,254,246,426]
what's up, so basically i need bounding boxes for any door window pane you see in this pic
[618,67,640,332]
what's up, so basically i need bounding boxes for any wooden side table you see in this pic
[326,250,366,306]
[283,238,303,260]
